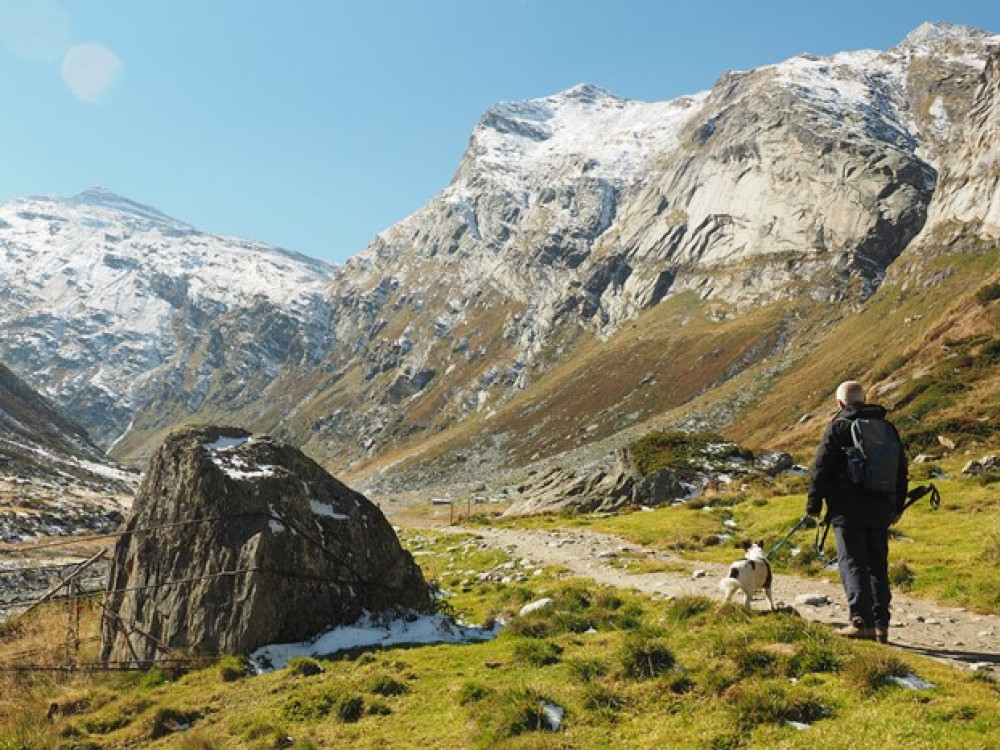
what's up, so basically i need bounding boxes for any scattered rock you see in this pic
[692,569,707,579]
[962,454,1000,476]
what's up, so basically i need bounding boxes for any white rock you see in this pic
[692,569,707,579]
[518,598,555,617]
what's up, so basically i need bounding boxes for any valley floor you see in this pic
[439,524,1000,676]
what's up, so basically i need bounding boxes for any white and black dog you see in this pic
[719,540,775,610]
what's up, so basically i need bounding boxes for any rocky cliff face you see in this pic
[301,23,996,466]
[100,426,431,665]
[1,24,997,480]
[0,360,132,492]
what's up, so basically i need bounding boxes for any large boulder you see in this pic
[100,426,431,666]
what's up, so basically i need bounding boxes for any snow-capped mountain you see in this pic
[0,186,335,448]
[0,23,997,482]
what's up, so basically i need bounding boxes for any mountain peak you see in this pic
[897,21,994,51]
[68,186,185,225]
[555,82,620,104]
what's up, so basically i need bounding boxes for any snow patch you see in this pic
[204,436,251,451]
[250,612,501,671]
[540,701,564,731]
[889,673,935,690]
[310,500,349,520]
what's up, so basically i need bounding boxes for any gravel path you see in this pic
[459,525,1000,676]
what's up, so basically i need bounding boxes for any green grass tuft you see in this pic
[512,639,563,667]
[285,657,324,677]
[619,633,676,680]
[845,652,911,694]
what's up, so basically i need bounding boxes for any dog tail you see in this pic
[719,573,740,594]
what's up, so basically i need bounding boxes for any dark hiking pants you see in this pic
[834,523,891,628]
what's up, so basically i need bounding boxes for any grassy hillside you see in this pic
[349,230,999,491]
[2,529,999,749]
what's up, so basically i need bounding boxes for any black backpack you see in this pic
[840,417,901,494]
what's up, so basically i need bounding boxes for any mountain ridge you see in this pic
[0,22,997,489]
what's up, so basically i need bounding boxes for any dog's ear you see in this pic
[756,540,764,549]
[741,539,751,550]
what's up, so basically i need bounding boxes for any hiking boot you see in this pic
[837,618,875,640]
[874,627,889,644]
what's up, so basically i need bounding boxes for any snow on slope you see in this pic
[465,83,708,190]
[0,188,334,324]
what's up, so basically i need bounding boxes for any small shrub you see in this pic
[283,689,364,723]
[699,667,737,696]
[977,472,1000,487]
[366,674,408,697]
[367,700,392,716]
[732,645,778,678]
[726,684,827,729]
[582,684,626,714]
[336,695,364,723]
[147,707,201,740]
[791,641,842,675]
[513,639,563,667]
[609,602,645,631]
[668,674,696,694]
[592,591,624,611]
[479,688,557,741]
[976,282,1000,306]
[666,596,714,623]
[566,658,607,683]
[557,585,592,612]
[504,616,556,639]
[980,532,1000,565]
[457,681,492,705]
[845,653,910,694]
[619,634,675,680]
[217,655,253,682]
[286,657,324,677]
[889,562,917,590]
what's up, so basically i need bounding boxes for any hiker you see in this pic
[806,380,907,643]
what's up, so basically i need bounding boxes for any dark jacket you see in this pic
[806,403,908,527]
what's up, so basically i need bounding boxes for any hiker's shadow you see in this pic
[892,641,1000,667]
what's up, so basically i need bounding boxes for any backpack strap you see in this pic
[849,420,866,456]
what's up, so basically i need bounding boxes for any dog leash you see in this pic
[814,483,942,561]
[766,515,815,559]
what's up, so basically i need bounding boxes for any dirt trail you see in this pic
[457,525,1000,675]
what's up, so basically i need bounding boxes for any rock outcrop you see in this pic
[503,447,797,517]
[503,450,687,517]
[99,426,431,666]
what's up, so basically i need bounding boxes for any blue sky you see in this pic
[0,1,998,263]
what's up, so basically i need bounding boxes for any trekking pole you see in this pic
[815,484,941,562]
[767,515,815,559]
[901,483,941,514]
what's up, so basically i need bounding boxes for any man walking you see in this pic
[806,380,907,643]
